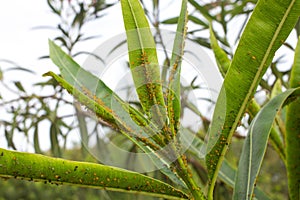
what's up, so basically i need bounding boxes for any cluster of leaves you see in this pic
[0,0,300,200]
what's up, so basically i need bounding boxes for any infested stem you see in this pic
[169,139,206,200]
[174,156,206,200]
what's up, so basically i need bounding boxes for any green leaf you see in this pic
[247,99,286,162]
[161,17,180,24]
[270,79,283,99]
[233,88,300,200]
[188,0,216,22]
[162,15,208,28]
[210,25,286,162]
[75,103,89,158]
[121,0,167,124]
[13,81,26,93]
[4,129,16,150]
[0,148,189,199]
[167,0,188,136]
[33,125,42,154]
[118,4,189,188]
[205,0,300,197]
[190,37,210,49]
[219,161,271,200]
[286,36,300,200]
[209,23,230,77]
[188,15,209,28]
[50,123,62,157]
[49,40,112,108]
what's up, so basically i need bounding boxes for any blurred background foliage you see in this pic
[1,0,298,199]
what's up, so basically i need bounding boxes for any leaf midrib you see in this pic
[230,0,296,146]
[246,117,256,200]
[214,0,297,194]
[127,0,146,52]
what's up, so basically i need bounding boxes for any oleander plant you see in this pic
[0,0,300,199]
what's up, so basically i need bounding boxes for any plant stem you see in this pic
[170,139,206,200]
[174,156,206,200]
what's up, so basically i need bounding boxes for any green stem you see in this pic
[174,156,206,200]
[170,138,206,200]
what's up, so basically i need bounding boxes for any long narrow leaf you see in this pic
[162,15,208,28]
[209,24,230,77]
[75,103,89,157]
[219,161,270,200]
[33,126,42,154]
[0,148,188,199]
[121,0,167,127]
[286,36,300,200]
[205,1,300,197]
[50,123,61,157]
[165,3,206,199]
[167,0,188,136]
[43,72,117,129]
[247,99,286,161]
[49,40,118,112]
[188,0,216,22]
[233,88,300,200]
[210,24,286,162]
